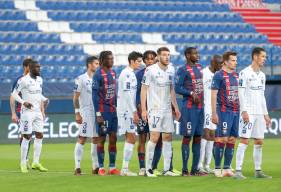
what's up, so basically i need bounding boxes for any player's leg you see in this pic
[162,132,178,176]
[20,134,32,173]
[181,136,191,176]
[91,137,99,174]
[121,132,137,176]
[152,134,162,175]
[97,135,106,175]
[146,131,160,177]
[74,136,87,175]
[108,114,120,175]
[198,129,208,173]
[252,115,271,178]
[137,132,147,175]
[205,129,215,173]
[32,131,48,172]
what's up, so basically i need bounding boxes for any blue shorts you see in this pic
[137,118,149,134]
[179,108,204,137]
[216,110,239,137]
[96,112,118,136]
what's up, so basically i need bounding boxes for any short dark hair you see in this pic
[184,47,196,56]
[157,47,170,55]
[28,60,39,68]
[22,58,33,67]
[143,50,157,62]
[128,51,143,63]
[99,51,113,65]
[86,56,98,68]
[252,47,266,59]
[223,51,237,62]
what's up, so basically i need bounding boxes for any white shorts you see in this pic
[239,114,266,139]
[203,112,216,130]
[148,110,174,133]
[118,112,136,135]
[78,110,98,138]
[19,110,43,134]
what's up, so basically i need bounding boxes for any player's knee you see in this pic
[182,136,191,145]
[92,137,99,144]
[35,132,43,139]
[126,133,136,144]
[215,137,227,144]
[254,139,263,145]
[193,135,201,144]
[78,136,87,145]
[162,133,172,142]
[240,138,249,145]
[227,137,236,144]
[150,132,160,143]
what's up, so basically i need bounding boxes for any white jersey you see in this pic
[202,67,214,112]
[238,66,268,115]
[142,63,175,112]
[74,72,94,112]
[13,74,43,112]
[117,66,137,115]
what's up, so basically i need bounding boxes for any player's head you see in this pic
[211,54,223,72]
[86,56,99,72]
[22,58,33,74]
[143,50,157,67]
[252,47,266,67]
[157,47,170,66]
[223,51,237,71]
[29,60,40,76]
[184,47,199,63]
[128,51,143,70]
[99,51,114,68]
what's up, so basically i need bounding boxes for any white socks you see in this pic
[146,141,156,171]
[235,143,248,171]
[33,138,42,164]
[205,140,214,168]
[254,144,262,170]
[91,143,99,169]
[74,143,84,169]
[163,141,172,172]
[21,137,30,166]
[122,142,134,170]
[198,138,207,168]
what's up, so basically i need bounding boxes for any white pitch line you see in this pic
[0,169,74,174]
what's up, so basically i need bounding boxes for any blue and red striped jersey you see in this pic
[136,68,145,106]
[11,75,23,114]
[175,64,204,109]
[211,69,239,112]
[92,67,117,113]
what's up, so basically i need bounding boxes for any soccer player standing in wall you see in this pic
[234,47,272,179]
[211,51,239,178]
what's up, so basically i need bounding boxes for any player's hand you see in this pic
[133,111,139,125]
[192,93,200,105]
[241,111,249,123]
[96,115,104,124]
[75,112,82,124]
[23,102,33,109]
[264,114,271,127]
[212,112,219,125]
[11,113,18,123]
[141,110,148,122]
[42,112,46,121]
[174,108,181,121]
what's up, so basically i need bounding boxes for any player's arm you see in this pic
[170,84,181,121]
[92,73,104,124]
[140,84,148,122]
[175,67,192,96]
[10,95,17,123]
[40,94,49,120]
[211,72,221,124]
[238,71,249,123]
[73,78,82,124]
[136,72,142,116]
[261,75,271,127]
[11,79,33,109]
[120,74,139,124]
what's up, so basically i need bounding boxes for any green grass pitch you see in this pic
[0,139,280,192]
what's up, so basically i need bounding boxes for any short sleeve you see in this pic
[211,72,222,90]
[141,67,152,86]
[238,71,247,88]
[74,77,82,92]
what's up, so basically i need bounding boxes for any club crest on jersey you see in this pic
[239,79,243,86]
[126,82,130,89]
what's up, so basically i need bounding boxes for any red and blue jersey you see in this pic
[211,69,239,112]
[136,68,145,106]
[11,75,23,114]
[175,64,204,109]
[92,67,117,113]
